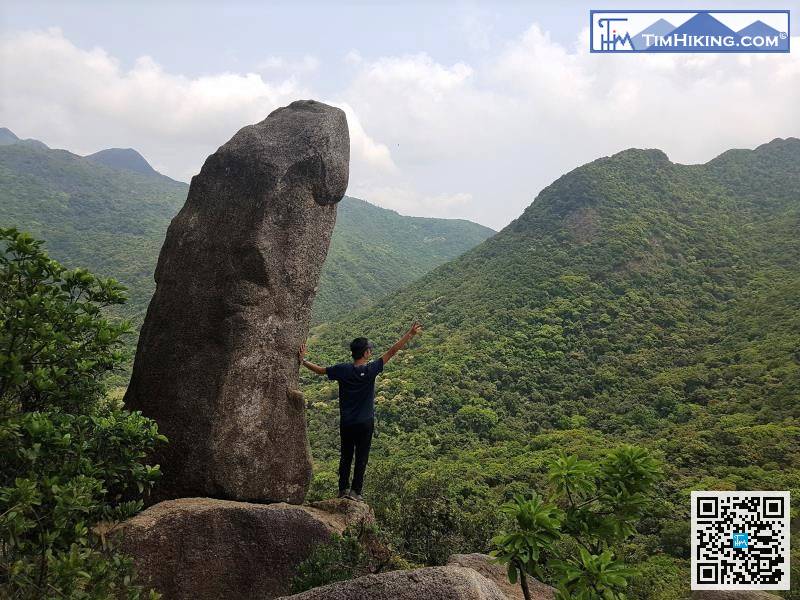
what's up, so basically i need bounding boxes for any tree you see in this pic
[0,228,164,599]
[491,493,561,600]
[0,227,130,415]
[0,411,163,598]
[492,445,662,600]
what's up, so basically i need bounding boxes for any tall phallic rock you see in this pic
[124,100,349,503]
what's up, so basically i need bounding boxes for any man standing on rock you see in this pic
[299,322,423,502]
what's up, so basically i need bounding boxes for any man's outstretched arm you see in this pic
[381,321,422,364]
[299,343,327,375]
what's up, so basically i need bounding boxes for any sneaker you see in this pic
[337,489,350,499]
[346,491,365,502]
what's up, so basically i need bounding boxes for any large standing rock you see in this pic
[277,566,508,600]
[124,100,349,503]
[113,497,372,600]
[447,554,556,600]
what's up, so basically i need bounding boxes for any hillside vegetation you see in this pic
[319,196,493,323]
[0,140,186,325]
[0,135,492,329]
[301,138,800,598]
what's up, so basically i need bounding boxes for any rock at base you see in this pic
[448,553,556,600]
[124,99,349,504]
[277,566,508,600]
[114,497,371,600]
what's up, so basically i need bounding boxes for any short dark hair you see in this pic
[350,337,373,360]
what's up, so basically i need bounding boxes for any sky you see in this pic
[1,0,799,229]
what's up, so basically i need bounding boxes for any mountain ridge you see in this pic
[0,137,493,330]
[301,136,799,594]
[85,147,162,178]
[0,127,176,180]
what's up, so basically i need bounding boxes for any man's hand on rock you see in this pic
[298,343,306,364]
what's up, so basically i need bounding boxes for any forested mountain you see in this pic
[85,148,163,178]
[0,137,187,325]
[0,127,20,145]
[301,138,800,597]
[317,197,493,323]
[0,132,492,328]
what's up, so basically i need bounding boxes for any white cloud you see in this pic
[460,9,494,52]
[344,50,363,65]
[339,52,506,164]
[328,101,396,174]
[0,29,388,185]
[335,24,800,227]
[1,25,798,229]
[0,29,308,180]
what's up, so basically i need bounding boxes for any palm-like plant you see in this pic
[552,548,637,599]
[491,493,562,600]
[491,445,661,600]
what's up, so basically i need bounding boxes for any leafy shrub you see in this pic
[455,404,499,436]
[291,523,406,593]
[492,445,662,600]
[307,470,339,503]
[364,457,503,566]
[0,228,164,598]
[0,411,164,598]
[0,227,129,416]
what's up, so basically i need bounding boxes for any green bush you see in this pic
[455,404,499,437]
[0,228,165,599]
[0,411,164,598]
[364,456,503,566]
[0,227,130,416]
[492,445,662,600]
[291,523,406,593]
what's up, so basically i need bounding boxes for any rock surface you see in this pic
[447,553,556,600]
[277,566,508,600]
[113,497,371,600]
[124,100,349,503]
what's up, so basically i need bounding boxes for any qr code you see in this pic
[691,491,790,590]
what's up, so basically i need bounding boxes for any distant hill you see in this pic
[0,127,20,145]
[0,138,187,328]
[85,148,161,177]
[316,196,494,323]
[309,137,800,444]
[0,132,493,330]
[301,138,800,594]
[1,128,166,178]
[0,127,48,148]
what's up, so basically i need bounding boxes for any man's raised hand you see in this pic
[382,321,422,364]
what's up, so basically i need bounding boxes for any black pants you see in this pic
[339,419,374,494]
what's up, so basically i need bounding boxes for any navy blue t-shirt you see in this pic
[326,358,384,426]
